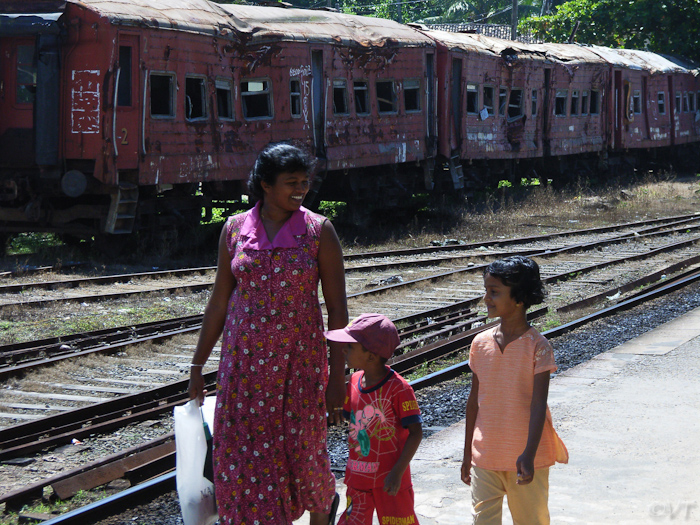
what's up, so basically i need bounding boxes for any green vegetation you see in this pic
[6,233,63,256]
[0,490,106,525]
[521,0,700,63]
[318,201,347,221]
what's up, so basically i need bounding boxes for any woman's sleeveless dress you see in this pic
[212,207,336,524]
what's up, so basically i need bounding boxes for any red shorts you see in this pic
[338,485,419,525]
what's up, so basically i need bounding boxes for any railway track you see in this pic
[2,217,700,425]
[1,213,699,310]
[5,269,700,524]
[2,215,700,522]
[3,228,699,388]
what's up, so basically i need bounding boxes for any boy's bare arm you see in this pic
[383,422,423,496]
[461,373,479,485]
[516,371,550,485]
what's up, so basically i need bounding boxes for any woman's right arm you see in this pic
[188,223,237,403]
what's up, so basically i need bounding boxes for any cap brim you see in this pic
[323,328,359,344]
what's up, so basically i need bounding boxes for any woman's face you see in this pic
[261,170,310,212]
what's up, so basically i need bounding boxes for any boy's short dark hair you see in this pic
[484,256,546,308]
[247,142,315,200]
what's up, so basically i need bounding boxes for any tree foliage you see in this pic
[520,0,700,62]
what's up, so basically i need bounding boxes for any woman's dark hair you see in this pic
[484,256,546,308]
[247,142,315,200]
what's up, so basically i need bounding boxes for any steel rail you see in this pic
[345,227,700,300]
[0,262,87,279]
[1,216,698,313]
[0,301,483,456]
[410,269,700,391]
[2,214,698,299]
[0,267,215,294]
[3,229,699,379]
[344,214,700,271]
[342,213,700,261]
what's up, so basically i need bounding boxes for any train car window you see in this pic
[590,90,600,115]
[16,44,37,104]
[689,92,696,112]
[675,92,681,112]
[376,80,397,113]
[150,73,176,118]
[185,76,207,120]
[508,88,523,119]
[531,89,537,117]
[290,79,301,118]
[404,79,421,112]
[498,88,507,116]
[657,92,666,114]
[683,92,690,113]
[570,90,579,116]
[333,79,349,115]
[466,84,479,115]
[354,81,370,116]
[555,90,568,116]
[241,80,272,119]
[633,90,642,114]
[483,86,495,115]
[117,46,132,107]
[581,91,589,116]
[216,79,233,120]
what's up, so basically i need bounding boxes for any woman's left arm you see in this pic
[318,219,349,424]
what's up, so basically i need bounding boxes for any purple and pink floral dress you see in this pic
[212,202,336,524]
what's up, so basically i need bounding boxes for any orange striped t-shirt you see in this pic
[469,326,568,471]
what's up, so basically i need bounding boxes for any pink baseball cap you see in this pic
[324,313,400,359]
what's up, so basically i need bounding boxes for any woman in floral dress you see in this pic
[188,143,347,525]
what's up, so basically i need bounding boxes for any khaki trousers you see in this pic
[470,465,550,525]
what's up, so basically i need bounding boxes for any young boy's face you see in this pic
[483,273,522,319]
[343,342,370,369]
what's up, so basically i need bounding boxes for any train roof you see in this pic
[417,29,612,66]
[1,0,434,47]
[586,45,699,75]
[217,4,434,47]
[66,0,237,36]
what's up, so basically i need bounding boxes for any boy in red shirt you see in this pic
[462,256,568,524]
[325,313,423,525]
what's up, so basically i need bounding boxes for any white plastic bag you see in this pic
[175,397,218,525]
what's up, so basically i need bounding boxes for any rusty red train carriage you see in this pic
[1,0,700,245]
[419,27,700,186]
[0,0,436,240]
[218,4,437,209]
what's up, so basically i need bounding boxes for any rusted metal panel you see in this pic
[220,4,435,48]
[73,0,237,37]
[588,45,696,75]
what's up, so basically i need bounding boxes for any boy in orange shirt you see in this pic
[461,256,568,524]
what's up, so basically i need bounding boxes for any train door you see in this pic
[0,37,36,168]
[115,34,140,170]
[542,68,551,157]
[311,50,325,159]
[448,57,463,189]
[426,52,436,154]
[641,76,650,141]
[667,75,676,146]
[614,70,622,149]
